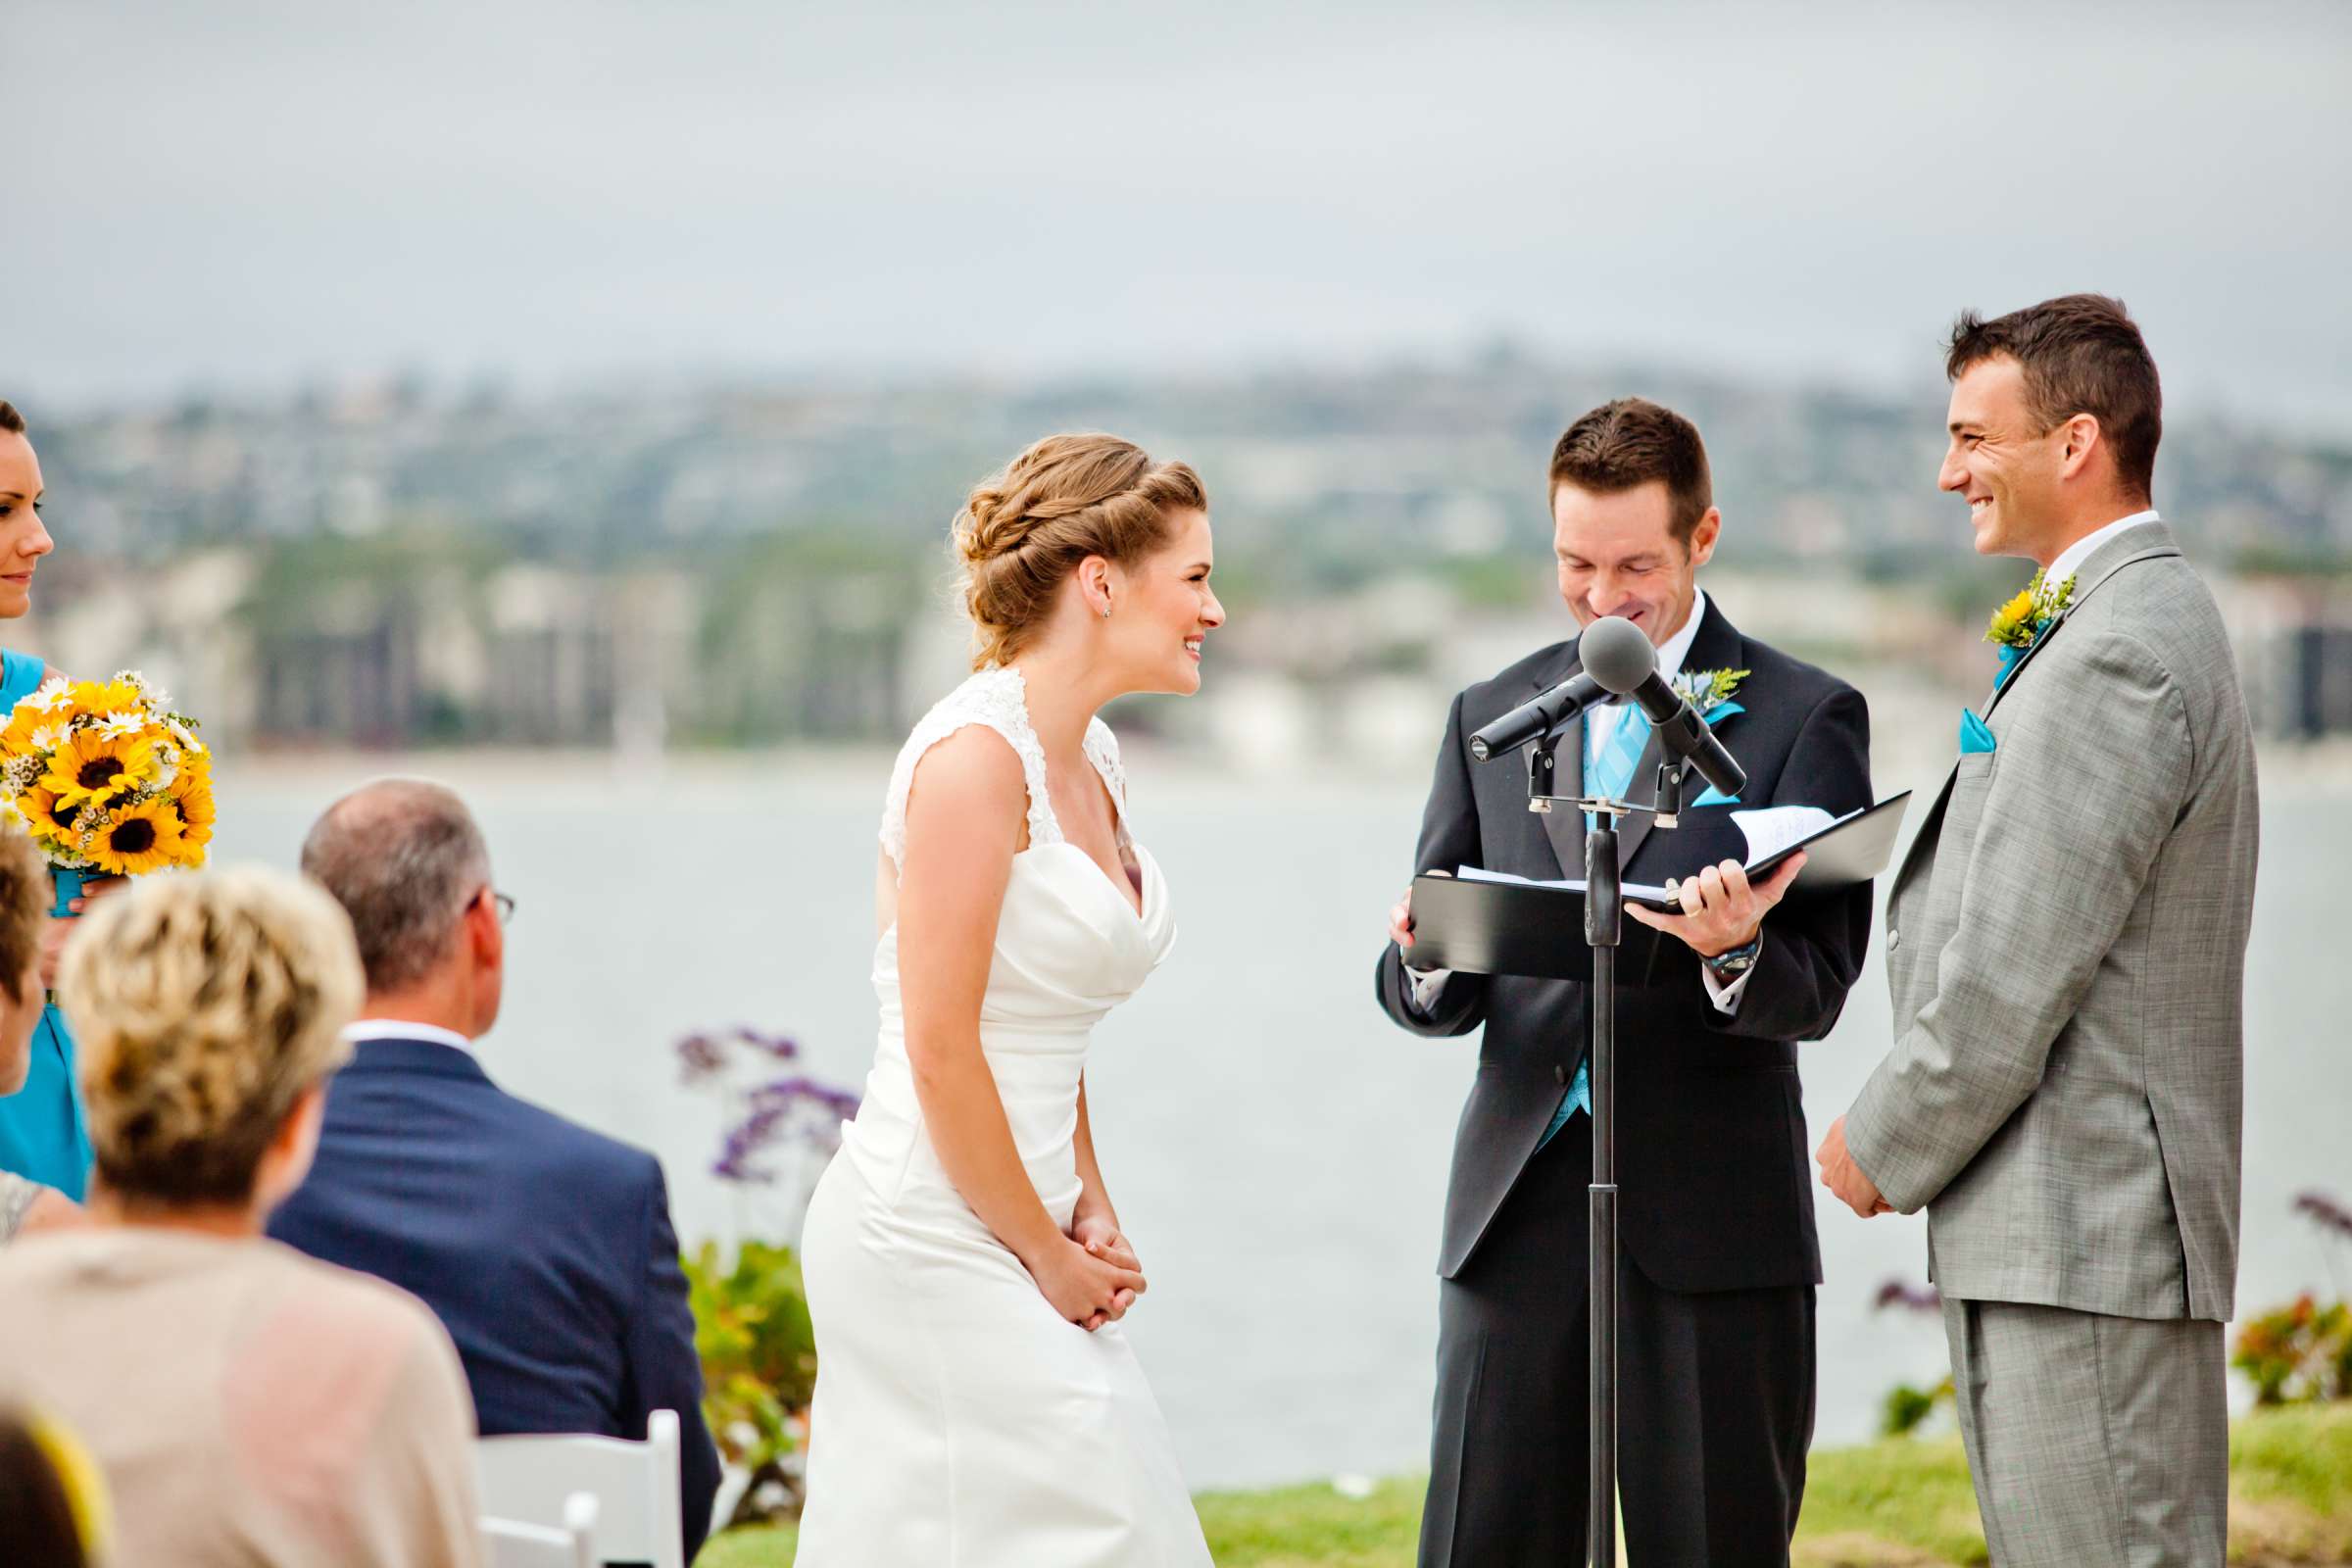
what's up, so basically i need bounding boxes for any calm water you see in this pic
[215,750,2346,1491]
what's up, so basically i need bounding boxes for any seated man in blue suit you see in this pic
[270,779,721,1562]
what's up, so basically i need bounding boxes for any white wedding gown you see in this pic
[796,666,1211,1567]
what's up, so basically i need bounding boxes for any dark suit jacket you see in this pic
[1375,598,1873,1290]
[269,1036,722,1561]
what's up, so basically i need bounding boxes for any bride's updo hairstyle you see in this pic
[953,433,1207,670]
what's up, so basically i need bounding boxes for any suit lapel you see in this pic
[1618,599,1744,874]
[1903,523,2183,894]
[1893,767,1958,894]
[1982,523,2181,719]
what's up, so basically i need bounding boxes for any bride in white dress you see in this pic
[797,433,1225,1566]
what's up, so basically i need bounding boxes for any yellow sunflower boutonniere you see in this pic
[1985,569,2076,652]
[0,670,214,901]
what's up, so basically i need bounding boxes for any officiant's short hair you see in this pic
[1945,293,2162,501]
[0,403,24,436]
[1548,398,1714,546]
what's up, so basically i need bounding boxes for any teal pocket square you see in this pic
[1690,784,1741,808]
[1959,708,1997,756]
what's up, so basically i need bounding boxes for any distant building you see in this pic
[2224,578,2352,741]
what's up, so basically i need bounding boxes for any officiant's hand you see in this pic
[1028,1236,1148,1332]
[1627,854,1805,958]
[1388,885,1418,951]
[1389,869,1450,952]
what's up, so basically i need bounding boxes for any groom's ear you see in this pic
[2056,412,2105,483]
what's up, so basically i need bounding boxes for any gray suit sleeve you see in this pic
[1845,630,2190,1212]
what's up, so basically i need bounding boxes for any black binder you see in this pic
[1404,791,1912,985]
[1406,872,1672,986]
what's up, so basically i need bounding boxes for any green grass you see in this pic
[693,1404,2352,1567]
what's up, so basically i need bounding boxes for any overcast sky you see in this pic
[11,0,2350,429]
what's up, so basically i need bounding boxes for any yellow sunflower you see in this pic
[0,704,43,756]
[72,678,146,722]
[1984,585,2038,649]
[84,799,186,877]
[165,770,217,855]
[41,730,158,811]
[17,784,88,844]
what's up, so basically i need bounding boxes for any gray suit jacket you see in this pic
[1845,520,2258,1322]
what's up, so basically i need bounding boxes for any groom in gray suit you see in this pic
[1817,295,2258,1565]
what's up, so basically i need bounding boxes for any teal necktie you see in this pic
[1541,707,1649,1150]
[1582,703,1651,828]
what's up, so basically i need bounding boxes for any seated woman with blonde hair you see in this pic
[0,868,485,1568]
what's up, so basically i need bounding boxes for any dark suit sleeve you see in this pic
[1374,689,1491,1038]
[622,1156,723,1562]
[1703,685,1874,1043]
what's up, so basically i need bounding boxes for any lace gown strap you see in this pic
[879,667,1059,868]
[1083,716,1134,850]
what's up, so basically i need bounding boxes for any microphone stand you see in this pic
[1527,733,1690,1568]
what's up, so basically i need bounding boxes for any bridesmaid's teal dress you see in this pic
[0,649,91,1199]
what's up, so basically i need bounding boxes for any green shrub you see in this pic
[2234,1294,2352,1406]
[686,1239,819,1525]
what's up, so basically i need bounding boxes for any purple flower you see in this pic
[674,1032,728,1083]
[734,1026,801,1061]
[674,1022,858,1185]
[1873,1279,1941,1314]
[2294,1191,2352,1242]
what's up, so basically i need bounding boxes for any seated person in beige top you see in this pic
[0,868,484,1568]
[0,823,80,1242]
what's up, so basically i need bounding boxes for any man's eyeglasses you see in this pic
[474,887,517,926]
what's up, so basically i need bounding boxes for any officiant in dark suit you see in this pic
[1375,398,1875,1567]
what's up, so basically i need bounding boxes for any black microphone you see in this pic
[1467,671,1607,762]
[1578,615,1747,800]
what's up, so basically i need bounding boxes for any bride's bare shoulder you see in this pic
[899,724,1029,852]
[907,722,1025,801]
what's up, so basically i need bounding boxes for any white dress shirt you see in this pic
[1408,589,1756,1016]
[344,1018,476,1054]
[2045,509,2161,587]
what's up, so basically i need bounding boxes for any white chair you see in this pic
[478,1409,684,1568]
[485,1492,599,1568]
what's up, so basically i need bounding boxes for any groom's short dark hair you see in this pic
[0,403,24,436]
[1946,294,2162,501]
[1548,398,1714,546]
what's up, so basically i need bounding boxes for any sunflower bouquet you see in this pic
[0,671,215,906]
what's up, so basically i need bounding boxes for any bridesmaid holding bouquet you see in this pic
[0,401,103,1200]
